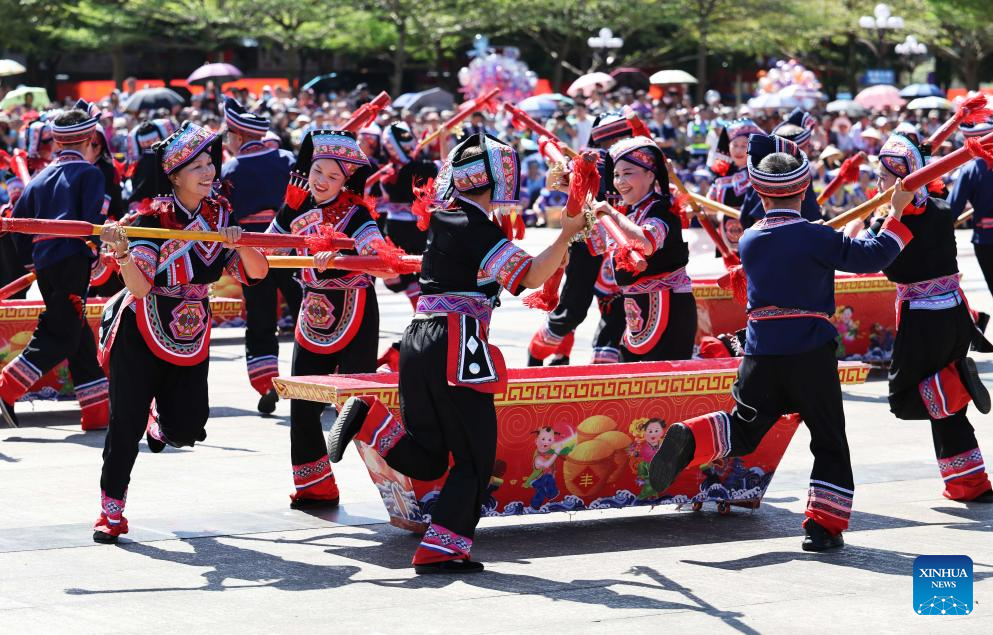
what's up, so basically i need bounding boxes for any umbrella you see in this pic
[826,99,867,117]
[747,93,798,110]
[517,94,573,119]
[778,84,826,102]
[123,87,185,112]
[567,72,615,97]
[899,83,943,98]
[186,62,242,86]
[610,67,650,91]
[0,86,50,110]
[854,84,905,110]
[0,59,26,78]
[302,72,351,94]
[650,69,698,85]
[393,87,454,113]
[906,96,952,111]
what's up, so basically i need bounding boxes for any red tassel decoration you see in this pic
[710,159,730,177]
[670,189,691,229]
[304,225,351,253]
[927,178,946,194]
[567,151,601,217]
[966,137,993,169]
[513,211,526,240]
[522,265,564,311]
[412,177,435,231]
[928,93,993,148]
[624,108,653,138]
[614,245,642,274]
[368,237,413,272]
[718,265,749,305]
[284,171,310,210]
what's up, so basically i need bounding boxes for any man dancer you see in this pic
[221,97,299,414]
[0,108,109,429]
[648,134,915,551]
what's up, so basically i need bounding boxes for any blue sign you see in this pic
[864,69,896,86]
[914,555,973,615]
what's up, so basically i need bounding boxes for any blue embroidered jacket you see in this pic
[948,158,993,246]
[739,208,912,356]
[221,142,296,232]
[12,150,105,270]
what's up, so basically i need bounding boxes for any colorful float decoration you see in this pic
[274,358,870,531]
[0,294,242,401]
[694,273,896,362]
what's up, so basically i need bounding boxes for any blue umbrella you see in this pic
[899,83,943,98]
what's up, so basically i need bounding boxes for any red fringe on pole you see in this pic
[522,265,564,311]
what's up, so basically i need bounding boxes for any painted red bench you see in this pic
[274,358,870,531]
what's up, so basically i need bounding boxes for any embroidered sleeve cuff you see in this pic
[224,250,261,285]
[481,239,533,296]
[352,221,384,256]
[641,218,668,254]
[880,217,913,250]
[587,223,611,256]
[130,244,158,284]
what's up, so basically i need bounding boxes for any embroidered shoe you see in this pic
[257,388,279,415]
[801,520,845,552]
[956,358,991,414]
[548,355,570,367]
[146,415,166,454]
[327,397,369,463]
[0,399,18,428]
[414,559,485,575]
[648,423,695,494]
[526,354,543,367]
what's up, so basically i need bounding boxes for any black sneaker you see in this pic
[326,397,369,463]
[548,355,570,366]
[415,559,485,575]
[258,389,279,415]
[526,355,543,367]
[0,400,18,428]
[648,423,695,494]
[956,358,991,414]
[802,520,845,552]
[969,489,993,503]
[92,530,119,545]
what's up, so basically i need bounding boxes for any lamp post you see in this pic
[858,3,903,81]
[895,34,928,85]
[587,27,623,72]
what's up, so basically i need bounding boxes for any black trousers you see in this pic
[975,243,993,300]
[383,218,426,295]
[592,295,625,360]
[546,242,603,338]
[889,301,983,462]
[383,317,497,540]
[0,234,29,299]
[621,292,698,362]
[243,268,302,391]
[100,310,210,500]
[289,290,379,466]
[720,344,853,532]
[15,255,104,393]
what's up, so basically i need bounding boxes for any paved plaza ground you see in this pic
[1,228,991,633]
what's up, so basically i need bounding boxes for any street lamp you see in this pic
[587,28,623,71]
[857,3,903,83]
[895,34,928,85]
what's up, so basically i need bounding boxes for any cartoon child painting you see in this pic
[627,418,666,499]
[523,424,575,509]
[831,305,859,357]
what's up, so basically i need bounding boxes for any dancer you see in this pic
[93,122,269,542]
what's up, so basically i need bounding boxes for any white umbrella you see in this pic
[650,69,698,85]
[567,72,616,97]
[0,59,26,78]
[906,96,952,111]
[747,93,798,110]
